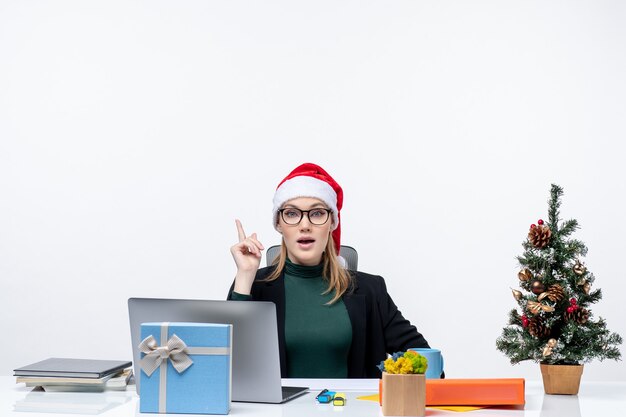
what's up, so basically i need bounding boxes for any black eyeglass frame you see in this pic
[278,208,332,226]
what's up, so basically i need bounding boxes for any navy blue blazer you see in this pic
[227,266,430,378]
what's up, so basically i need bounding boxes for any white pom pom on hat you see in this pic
[272,163,343,254]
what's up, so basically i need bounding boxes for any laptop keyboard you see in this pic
[282,386,308,400]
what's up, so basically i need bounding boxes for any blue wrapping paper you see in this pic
[139,322,232,415]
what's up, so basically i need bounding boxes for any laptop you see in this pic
[128,297,308,403]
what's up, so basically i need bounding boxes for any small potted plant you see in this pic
[378,351,428,416]
[496,185,622,394]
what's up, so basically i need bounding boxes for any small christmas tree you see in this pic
[496,184,622,365]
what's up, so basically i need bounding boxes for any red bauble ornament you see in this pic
[530,224,537,229]
[538,219,544,225]
[521,315,529,327]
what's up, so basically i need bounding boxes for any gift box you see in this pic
[379,378,525,407]
[139,322,232,414]
[425,378,525,406]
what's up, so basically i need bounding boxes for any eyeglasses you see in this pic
[278,208,332,226]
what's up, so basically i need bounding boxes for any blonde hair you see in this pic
[266,235,353,305]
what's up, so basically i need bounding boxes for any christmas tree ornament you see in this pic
[537,219,544,225]
[573,260,587,276]
[528,224,552,248]
[576,278,592,295]
[518,268,532,282]
[566,298,578,314]
[542,338,558,357]
[528,316,550,338]
[531,280,546,295]
[527,300,555,315]
[521,315,529,327]
[511,288,523,301]
[545,284,565,302]
[565,307,589,324]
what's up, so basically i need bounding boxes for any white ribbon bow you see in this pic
[138,334,193,376]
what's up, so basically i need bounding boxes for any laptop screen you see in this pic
[128,298,302,403]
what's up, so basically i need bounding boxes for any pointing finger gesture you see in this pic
[230,219,264,273]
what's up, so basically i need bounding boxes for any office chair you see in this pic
[265,244,358,271]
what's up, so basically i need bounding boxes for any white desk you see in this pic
[2,376,625,417]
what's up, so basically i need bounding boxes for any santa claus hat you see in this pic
[273,163,343,254]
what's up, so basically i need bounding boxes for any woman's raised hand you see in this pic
[230,219,264,295]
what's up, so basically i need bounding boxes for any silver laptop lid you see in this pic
[128,298,289,403]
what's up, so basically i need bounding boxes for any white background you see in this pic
[1,0,625,381]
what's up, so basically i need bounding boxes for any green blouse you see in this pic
[232,259,352,378]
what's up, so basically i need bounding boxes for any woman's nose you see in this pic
[299,215,312,230]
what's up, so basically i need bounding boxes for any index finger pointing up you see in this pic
[235,219,247,242]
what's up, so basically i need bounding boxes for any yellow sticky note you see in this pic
[429,406,488,412]
[355,394,489,412]
[356,394,379,402]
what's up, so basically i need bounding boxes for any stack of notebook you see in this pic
[14,358,133,392]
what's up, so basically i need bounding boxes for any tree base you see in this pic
[540,363,584,395]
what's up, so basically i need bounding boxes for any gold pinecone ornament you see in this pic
[539,284,565,303]
[528,316,550,338]
[528,220,552,249]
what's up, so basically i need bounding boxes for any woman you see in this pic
[228,163,430,378]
